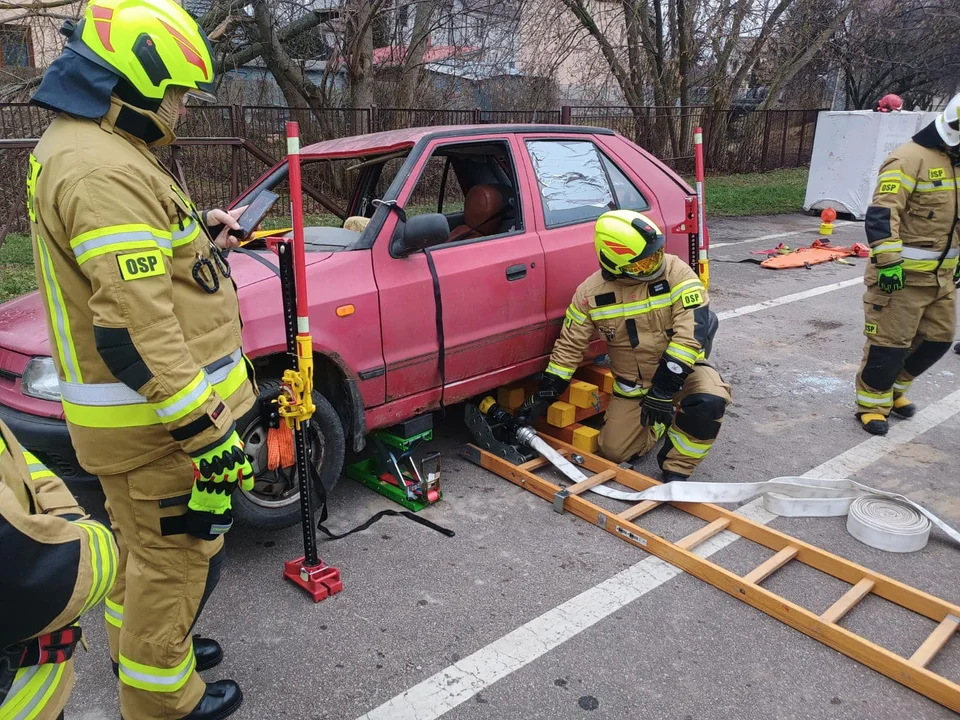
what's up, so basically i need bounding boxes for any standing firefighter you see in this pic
[27,0,257,717]
[1,418,118,720]
[521,211,731,481]
[856,94,960,435]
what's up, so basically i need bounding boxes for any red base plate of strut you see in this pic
[283,557,343,602]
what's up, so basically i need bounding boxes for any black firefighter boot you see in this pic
[183,680,244,720]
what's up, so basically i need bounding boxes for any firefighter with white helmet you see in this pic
[856,93,960,434]
[520,211,731,481]
[27,0,257,716]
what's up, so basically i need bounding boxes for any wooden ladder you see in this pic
[466,435,960,713]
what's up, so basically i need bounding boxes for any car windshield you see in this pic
[238,152,408,251]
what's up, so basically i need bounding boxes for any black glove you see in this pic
[516,372,569,425]
[641,387,675,427]
[642,354,694,427]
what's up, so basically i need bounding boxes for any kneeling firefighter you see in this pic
[28,0,257,717]
[520,211,732,482]
[1,418,118,719]
[856,93,960,435]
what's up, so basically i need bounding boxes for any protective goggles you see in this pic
[622,249,664,277]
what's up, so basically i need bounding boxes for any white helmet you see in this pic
[934,93,960,147]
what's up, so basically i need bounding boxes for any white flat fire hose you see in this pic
[519,430,959,553]
[625,477,960,553]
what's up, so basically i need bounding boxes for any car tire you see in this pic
[231,378,345,530]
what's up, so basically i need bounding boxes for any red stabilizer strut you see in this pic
[283,557,344,603]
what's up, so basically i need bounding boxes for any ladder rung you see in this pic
[821,578,876,624]
[909,614,960,669]
[617,500,660,521]
[743,546,798,585]
[676,518,732,551]
[519,450,570,471]
[518,457,550,471]
[567,469,617,496]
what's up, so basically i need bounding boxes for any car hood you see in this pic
[0,250,333,357]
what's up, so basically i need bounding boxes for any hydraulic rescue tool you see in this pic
[465,398,960,713]
[273,122,343,602]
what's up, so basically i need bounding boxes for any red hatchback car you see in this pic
[0,124,703,528]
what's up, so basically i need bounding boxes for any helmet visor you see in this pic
[186,89,216,103]
[622,249,664,277]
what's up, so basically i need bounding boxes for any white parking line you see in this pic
[716,277,862,321]
[711,221,856,249]
[357,389,960,720]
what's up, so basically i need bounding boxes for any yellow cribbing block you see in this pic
[572,426,600,453]
[498,385,526,411]
[547,401,577,428]
[568,381,599,409]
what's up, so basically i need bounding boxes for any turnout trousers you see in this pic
[856,282,957,417]
[599,364,732,476]
[100,452,224,720]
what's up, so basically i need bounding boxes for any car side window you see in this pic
[402,140,523,247]
[526,140,649,229]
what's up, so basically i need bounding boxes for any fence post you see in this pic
[780,110,789,168]
[760,111,771,170]
[368,106,376,134]
[796,111,809,166]
[560,105,571,125]
[472,107,482,124]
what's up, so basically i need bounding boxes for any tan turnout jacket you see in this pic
[545,254,708,396]
[28,97,256,475]
[0,419,117,719]
[865,140,960,287]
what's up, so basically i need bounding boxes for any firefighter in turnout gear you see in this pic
[521,211,731,482]
[856,93,960,435]
[1,418,118,720]
[27,0,256,717]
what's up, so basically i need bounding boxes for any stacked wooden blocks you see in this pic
[496,364,614,454]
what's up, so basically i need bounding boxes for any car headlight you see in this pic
[21,356,62,402]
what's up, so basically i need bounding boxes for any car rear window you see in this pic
[526,140,649,229]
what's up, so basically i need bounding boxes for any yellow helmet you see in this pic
[64,0,215,102]
[594,210,665,279]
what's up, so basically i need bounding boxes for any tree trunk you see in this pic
[395,0,438,108]
[347,0,376,110]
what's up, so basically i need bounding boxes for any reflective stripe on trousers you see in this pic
[118,651,196,693]
[104,598,124,629]
[59,350,247,428]
[613,379,647,398]
[0,663,65,720]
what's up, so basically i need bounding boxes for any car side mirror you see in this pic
[393,213,450,257]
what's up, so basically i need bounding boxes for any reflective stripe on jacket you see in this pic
[29,98,256,474]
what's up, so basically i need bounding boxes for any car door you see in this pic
[517,135,666,355]
[372,135,546,405]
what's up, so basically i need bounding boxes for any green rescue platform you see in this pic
[345,415,442,512]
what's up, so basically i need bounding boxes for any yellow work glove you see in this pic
[187,430,254,540]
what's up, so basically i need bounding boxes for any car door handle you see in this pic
[505,264,527,281]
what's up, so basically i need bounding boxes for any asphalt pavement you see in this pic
[68,214,960,720]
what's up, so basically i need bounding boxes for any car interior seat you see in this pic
[448,184,506,242]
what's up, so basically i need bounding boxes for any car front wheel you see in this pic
[232,378,345,529]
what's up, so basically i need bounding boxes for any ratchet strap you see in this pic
[608,477,960,553]
[318,509,455,540]
[423,247,446,418]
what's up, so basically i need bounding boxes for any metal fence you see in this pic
[566,106,821,175]
[0,102,821,237]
